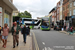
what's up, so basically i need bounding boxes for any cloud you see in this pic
[13,0,60,19]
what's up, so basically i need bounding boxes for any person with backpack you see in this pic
[11,22,20,48]
[22,25,27,44]
[2,23,9,48]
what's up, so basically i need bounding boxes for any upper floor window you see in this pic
[73,9,75,15]
[70,3,72,7]
[70,11,71,16]
[13,13,15,15]
[74,1,75,6]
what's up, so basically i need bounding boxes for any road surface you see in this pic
[32,29,75,50]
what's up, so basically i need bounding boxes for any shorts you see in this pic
[2,36,8,40]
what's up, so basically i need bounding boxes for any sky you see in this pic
[13,0,60,19]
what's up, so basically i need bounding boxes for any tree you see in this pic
[18,11,32,18]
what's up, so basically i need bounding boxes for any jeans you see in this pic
[23,34,27,42]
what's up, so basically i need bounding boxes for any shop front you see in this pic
[65,16,75,30]
[0,0,17,29]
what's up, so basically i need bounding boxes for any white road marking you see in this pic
[43,47,54,50]
[42,42,45,45]
[45,47,47,50]
[42,49,44,50]
[48,47,51,50]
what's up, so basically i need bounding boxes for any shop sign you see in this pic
[72,16,75,18]
[0,7,2,26]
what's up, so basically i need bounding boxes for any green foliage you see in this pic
[18,11,32,18]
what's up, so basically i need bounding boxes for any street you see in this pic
[31,29,75,50]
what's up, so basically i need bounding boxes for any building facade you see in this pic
[60,0,63,20]
[13,11,19,16]
[57,1,60,22]
[69,0,75,28]
[69,0,75,16]
[63,0,69,24]
[0,0,17,29]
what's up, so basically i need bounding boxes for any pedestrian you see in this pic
[69,26,73,35]
[2,23,9,48]
[0,26,2,43]
[22,25,27,44]
[70,26,73,32]
[11,22,20,48]
[27,25,30,35]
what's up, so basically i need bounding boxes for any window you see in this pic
[67,13,69,16]
[70,11,71,16]
[70,3,72,7]
[67,5,69,8]
[73,9,75,15]
[63,7,65,11]
[74,1,75,6]
[13,13,15,15]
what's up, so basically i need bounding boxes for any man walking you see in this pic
[11,22,20,48]
[2,23,9,48]
[22,25,27,44]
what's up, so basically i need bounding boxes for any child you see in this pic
[0,26,2,43]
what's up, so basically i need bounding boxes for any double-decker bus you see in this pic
[40,17,50,30]
[20,18,41,29]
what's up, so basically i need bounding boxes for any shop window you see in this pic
[73,9,75,15]
[4,13,9,26]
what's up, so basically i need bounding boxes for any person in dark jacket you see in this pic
[22,25,27,43]
[27,26,30,35]
[11,22,20,48]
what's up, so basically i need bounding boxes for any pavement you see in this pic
[60,31,75,35]
[32,29,75,50]
[0,31,32,50]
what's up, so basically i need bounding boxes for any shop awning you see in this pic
[3,0,17,11]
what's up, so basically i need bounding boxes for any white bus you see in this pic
[20,18,41,29]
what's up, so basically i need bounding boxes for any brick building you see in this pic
[63,0,69,23]
[57,1,60,22]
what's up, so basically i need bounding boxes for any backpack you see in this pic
[26,28,29,35]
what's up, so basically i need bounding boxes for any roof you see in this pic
[49,7,57,14]
[3,0,17,11]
